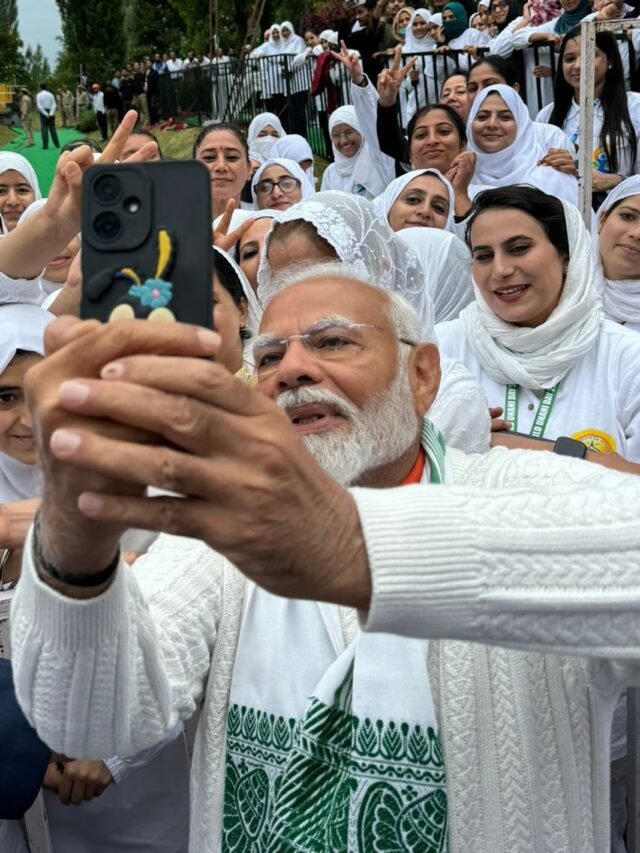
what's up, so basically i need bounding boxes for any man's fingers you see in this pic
[70,779,87,806]
[400,56,417,78]
[44,317,98,355]
[57,773,73,806]
[390,43,402,72]
[124,139,159,163]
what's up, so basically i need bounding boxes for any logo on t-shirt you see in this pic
[571,428,617,454]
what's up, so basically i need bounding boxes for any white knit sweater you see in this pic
[11,446,640,852]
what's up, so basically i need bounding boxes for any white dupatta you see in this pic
[593,176,640,326]
[458,199,602,390]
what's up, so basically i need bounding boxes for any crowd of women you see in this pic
[1,1,640,848]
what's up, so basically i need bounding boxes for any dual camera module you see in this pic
[92,173,142,242]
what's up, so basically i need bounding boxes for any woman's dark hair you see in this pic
[408,102,467,145]
[193,122,249,159]
[130,128,163,158]
[465,186,570,259]
[213,247,247,308]
[549,27,636,174]
[60,138,103,154]
[440,69,468,91]
[488,0,520,32]
[469,54,518,88]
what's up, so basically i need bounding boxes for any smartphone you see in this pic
[81,161,213,327]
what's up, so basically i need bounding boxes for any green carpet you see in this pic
[1,126,87,196]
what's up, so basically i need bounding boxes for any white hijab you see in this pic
[247,112,286,159]
[264,24,284,54]
[280,20,305,52]
[326,107,386,199]
[458,199,602,390]
[251,158,315,207]
[0,303,53,502]
[373,168,456,234]
[593,176,640,326]
[0,152,42,201]
[257,191,431,331]
[467,85,579,205]
[398,227,475,322]
[403,8,436,53]
[272,134,315,184]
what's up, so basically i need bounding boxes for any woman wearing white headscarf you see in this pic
[0,153,41,234]
[255,28,288,121]
[0,304,192,853]
[247,112,286,162]
[401,9,438,121]
[272,134,315,184]
[321,106,394,199]
[278,21,309,136]
[593,176,640,333]
[257,190,490,453]
[251,158,315,210]
[374,168,456,233]
[467,85,579,206]
[398,227,475,321]
[438,185,640,460]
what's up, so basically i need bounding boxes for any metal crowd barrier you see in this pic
[156,31,636,160]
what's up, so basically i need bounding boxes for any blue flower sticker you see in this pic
[129,278,173,309]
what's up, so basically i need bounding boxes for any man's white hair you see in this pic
[260,260,424,343]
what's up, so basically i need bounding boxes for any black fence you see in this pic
[157,33,636,160]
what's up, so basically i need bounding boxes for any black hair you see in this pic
[130,128,163,158]
[465,186,570,259]
[408,102,467,145]
[469,54,518,88]
[193,122,249,159]
[549,27,636,174]
[213,247,248,305]
[60,138,103,154]
[440,68,468,94]
[488,0,520,32]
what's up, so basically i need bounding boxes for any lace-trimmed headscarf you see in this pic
[256,191,431,333]
[374,168,456,234]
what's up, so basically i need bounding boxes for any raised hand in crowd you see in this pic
[444,151,476,215]
[213,198,253,253]
[331,40,365,85]
[538,147,578,176]
[376,45,416,107]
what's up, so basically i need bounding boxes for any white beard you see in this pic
[276,357,420,486]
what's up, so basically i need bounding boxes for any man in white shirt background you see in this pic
[90,83,108,143]
[165,51,184,74]
[35,83,59,150]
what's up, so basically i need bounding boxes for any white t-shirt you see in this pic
[537,93,640,177]
[166,58,184,73]
[437,318,640,460]
[36,90,56,116]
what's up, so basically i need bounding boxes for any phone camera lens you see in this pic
[93,211,122,241]
[94,173,122,204]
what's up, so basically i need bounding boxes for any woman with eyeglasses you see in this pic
[320,105,394,198]
[256,191,491,454]
[251,158,315,211]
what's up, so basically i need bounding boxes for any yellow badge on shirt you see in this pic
[571,428,617,454]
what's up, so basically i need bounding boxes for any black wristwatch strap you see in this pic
[33,511,120,588]
[553,436,588,459]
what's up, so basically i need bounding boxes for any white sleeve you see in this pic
[11,531,227,760]
[104,723,184,783]
[349,77,396,179]
[0,272,47,305]
[353,448,640,658]
[429,357,491,454]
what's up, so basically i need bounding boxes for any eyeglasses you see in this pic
[490,1,508,8]
[250,320,416,380]
[255,176,300,195]
[330,129,359,142]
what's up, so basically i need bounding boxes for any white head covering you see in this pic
[265,24,283,52]
[327,106,386,199]
[431,12,443,25]
[458,199,602,390]
[213,246,262,349]
[247,113,286,161]
[467,85,578,205]
[373,169,456,234]
[0,153,42,201]
[403,9,436,53]
[0,303,53,501]
[319,29,339,44]
[251,158,315,208]
[398,227,475,322]
[280,20,306,53]
[257,191,433,335]
[272,135,315,183]
[593,176,640,325]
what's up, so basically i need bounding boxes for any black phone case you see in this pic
[81,161,213,327]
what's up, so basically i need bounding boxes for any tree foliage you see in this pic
[0,0,26,81]
[23,44,52,88]
[125,0,187,58]
[55,0,127,84]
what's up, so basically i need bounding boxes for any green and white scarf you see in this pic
[223,421,450,852]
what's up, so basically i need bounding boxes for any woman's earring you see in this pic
[240,326,251,340]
